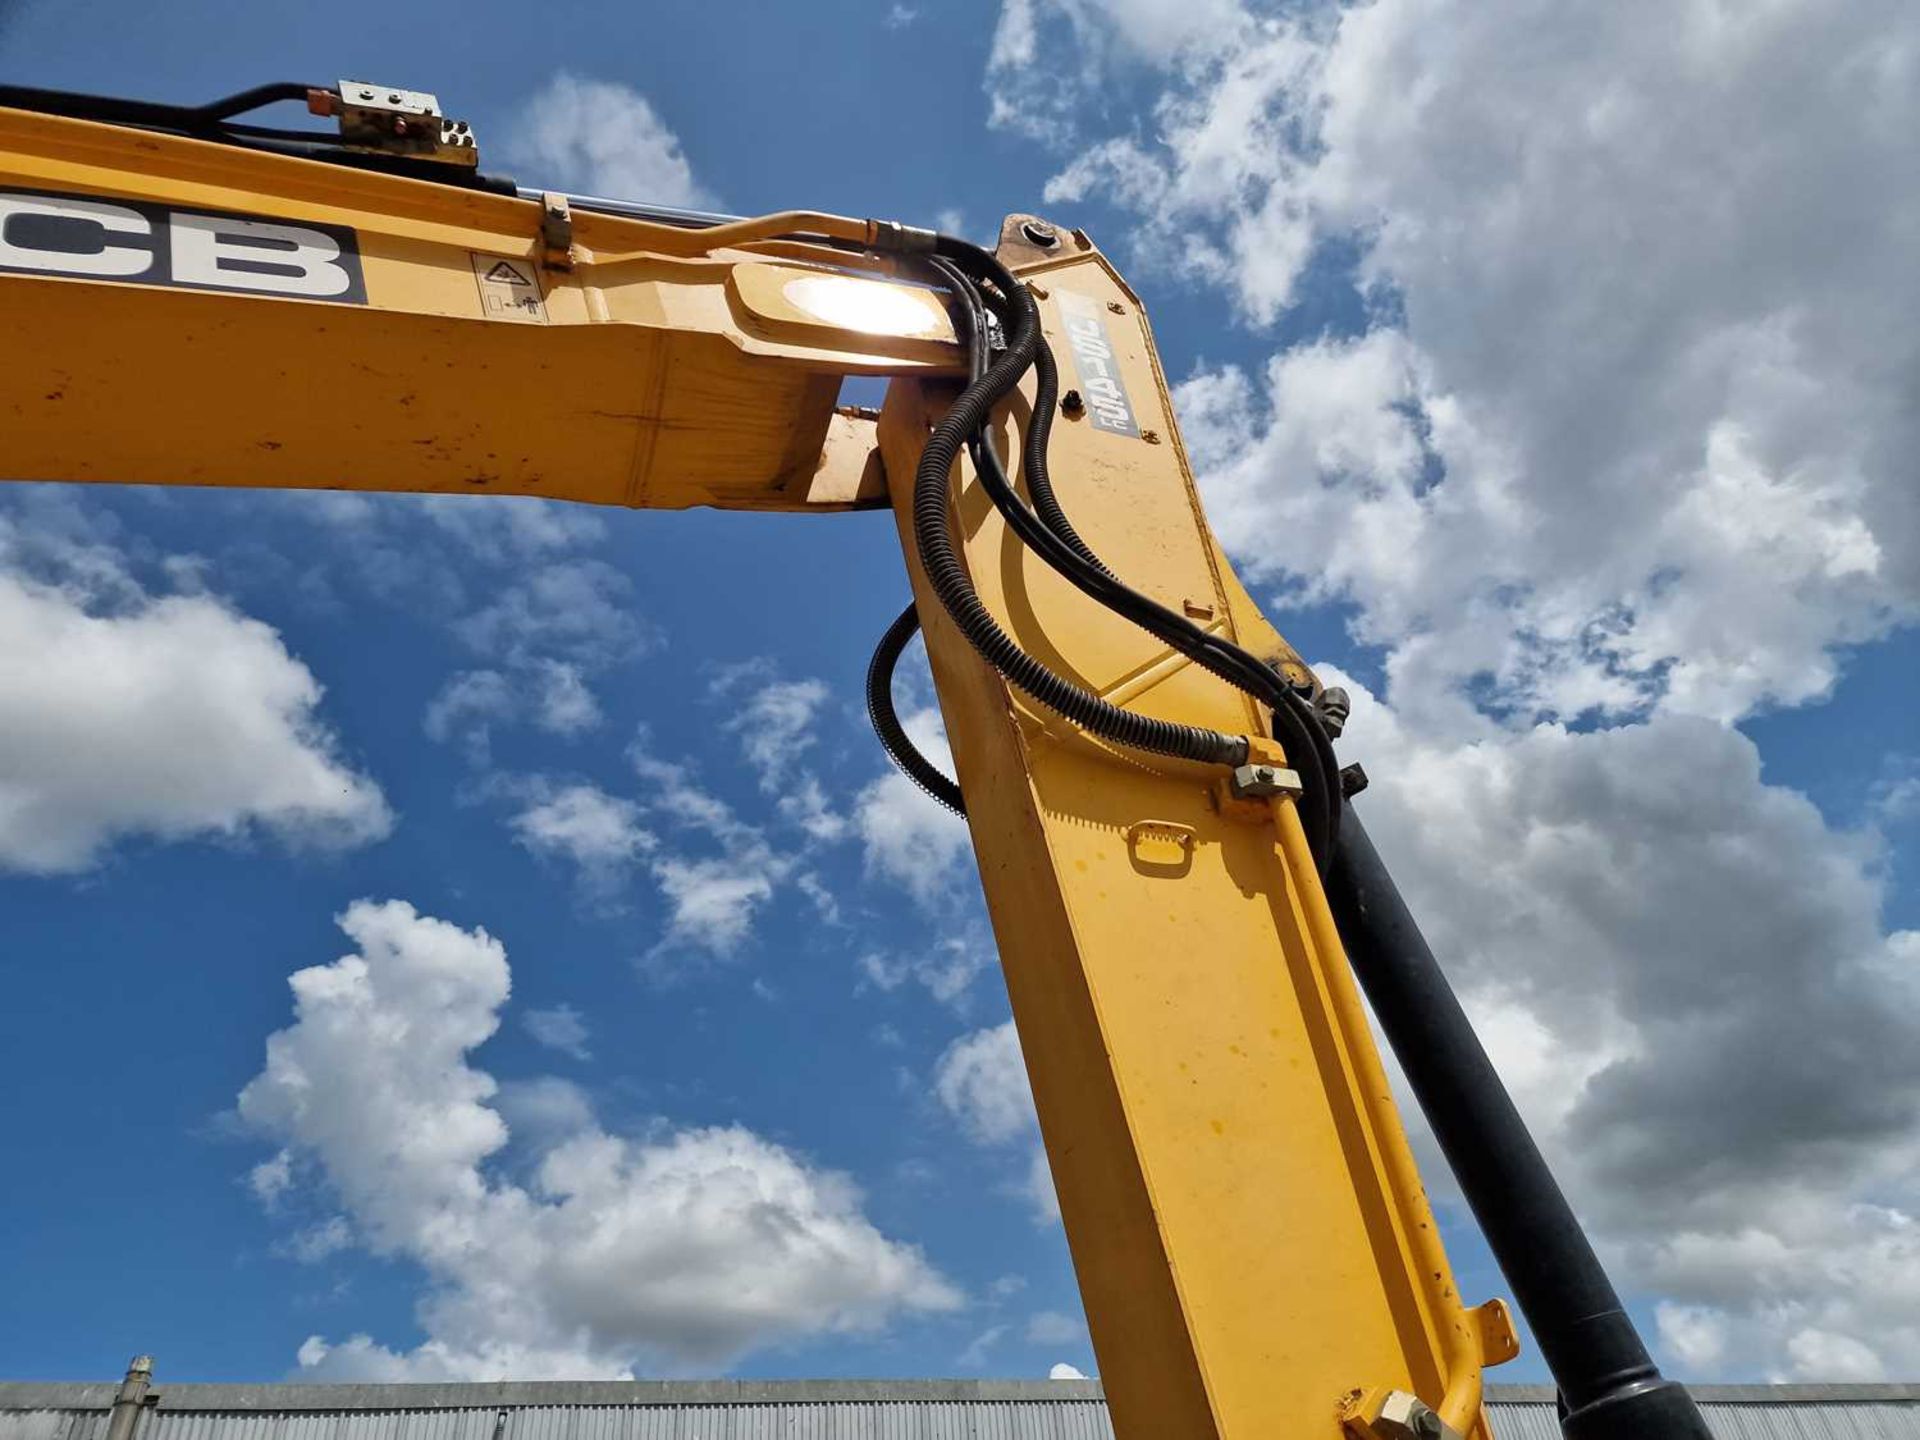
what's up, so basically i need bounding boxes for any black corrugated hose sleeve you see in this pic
[910,239,1248,769]
[866,602,967,817]
[937,249,1342,866]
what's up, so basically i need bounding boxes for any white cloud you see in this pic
[504,74,709,209]
[855,706,973,905]
[522,1003,592,1061]
[249,1150,293,1207]
[511,784,654,888]
[858,933,994,1009]
[493,1076,599,1150]
[423,670,515,757]
[457,560,652,672]
[930,1022,1062,1224]
[630,745,793,958]
[934,1021,1036,1145]
[532,662,603,735]
[713,665,847,841]
[0,527,390,872]
[413,497,607,563]
[1026,1310,1083,1344]
[241,899,958,1378]
[957,1324,1007,1369]
[425,663,604,763]
[1048,1362,1088,1380]
[1032,0,1919,727]
[281,1215,354,1265]
[986,0,1247,139]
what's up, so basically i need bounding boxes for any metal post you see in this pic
[104,1357,153,1440]
[1326,809,1711,1440]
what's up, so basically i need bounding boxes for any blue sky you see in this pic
[3,0,1918,1390]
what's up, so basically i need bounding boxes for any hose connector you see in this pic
[867,219,938,254]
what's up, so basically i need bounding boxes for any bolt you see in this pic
[1256,767,1276,785]
[389,92,404,104]
[1107,300,1125,315]
[358,89,375,100]
[1027,282,1049,299]
[1061,390,1085,417]
[1412,1409,1444,1440]
[1021,220,1059,248]
[1340,762,1369,798]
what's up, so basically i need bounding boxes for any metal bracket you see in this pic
[1470,1297,1521,1367]
[1215,737,1303,824]
[313,81,478,168]
[1339,1388,1463,1440]
[1228,762,1302,802]
[540,192,575,270]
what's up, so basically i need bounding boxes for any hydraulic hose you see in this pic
[866,603,967,818]
[909,238,1249,770]
[926,251,1342,864]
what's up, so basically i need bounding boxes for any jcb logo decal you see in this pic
[0,188,366,304]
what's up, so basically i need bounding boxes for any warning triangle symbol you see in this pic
[485,260,533,285]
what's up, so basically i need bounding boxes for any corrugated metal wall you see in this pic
[12,1406,1123,1440]
[4,1387,1915,1440]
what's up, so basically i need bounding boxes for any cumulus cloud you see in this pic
[1332,672,1920,1379]
[1032,0,1918,727]
[504,74,710,209]
[993,0,1920,1377]
[934,1021,1035,1145]
[0,523,389,872]
[240,900,958,1378]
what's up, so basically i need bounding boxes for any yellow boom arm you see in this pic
[0,98,1509,1440]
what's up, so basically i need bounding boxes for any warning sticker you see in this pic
[469,253,546,323]
[1056,289,1139,438]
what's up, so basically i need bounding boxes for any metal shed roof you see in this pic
[3,1379,1916,1440]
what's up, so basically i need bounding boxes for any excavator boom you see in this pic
[0,82,1710,1440]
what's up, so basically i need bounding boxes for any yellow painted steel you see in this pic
[0,108,1505,1440]
[0,106,952,511]
[879,233,1500,1439]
